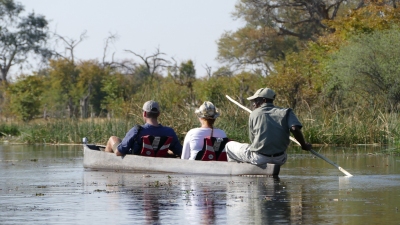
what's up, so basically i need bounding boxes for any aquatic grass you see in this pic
[0,123,20,136]
[381,147,400,155]
[298,106,400,146]
[3,95,400,148]
[13,118,142,144]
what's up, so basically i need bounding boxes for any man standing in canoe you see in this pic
[225,87,312,165]
[104,100,182,157]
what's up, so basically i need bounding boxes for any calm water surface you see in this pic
[0,144,399,224]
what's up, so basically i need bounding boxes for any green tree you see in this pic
[7,75,44,121]
[0,0,50,84]
[217,25,298,76]
[46,59,79,118]
[329,28,400,111]
[101,73,128,118]
[76,60,107,118]
[168,60,196,104]
[212,66,233,78]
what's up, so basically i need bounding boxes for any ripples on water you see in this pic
[0,144,399,224]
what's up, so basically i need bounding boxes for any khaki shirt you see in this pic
[248,103,302,155]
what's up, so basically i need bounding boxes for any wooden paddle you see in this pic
[225,95,353,177]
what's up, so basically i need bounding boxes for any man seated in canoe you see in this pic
[181,101,228,160]
[225,87,312,165]
[104,100,182,157]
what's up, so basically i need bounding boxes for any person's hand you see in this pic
[301,143,312,151]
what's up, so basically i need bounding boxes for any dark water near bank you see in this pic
[1,144,399,225]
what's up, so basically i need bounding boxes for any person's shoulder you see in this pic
[183,127,206,137]
[160,125,179,134]
[271,105,292,112]
[185,127,201,134]
[128,124,143,132]
[140,123,151,129]
[214,128,227,137]
[266,104,287,110]
[184,128,196,136]
[135,124,144,130]
[160,124,173,130]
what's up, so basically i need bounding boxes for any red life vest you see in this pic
[199,136,230,161]
[141,135,172,157]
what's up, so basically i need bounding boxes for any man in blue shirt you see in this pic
[104,100,182,157]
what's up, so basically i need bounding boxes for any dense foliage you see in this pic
[1,0,400,146]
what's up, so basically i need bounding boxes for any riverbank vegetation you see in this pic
[1,1,400,149]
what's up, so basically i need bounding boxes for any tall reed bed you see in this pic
[298,107,400,145]
[7,118,139,144]
[2,100,400,148]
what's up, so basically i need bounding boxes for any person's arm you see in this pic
[290,125,312,151]
[116,126,139,156]
[248,115,254,143]
[168,130,182,157]
[181,132,191,159]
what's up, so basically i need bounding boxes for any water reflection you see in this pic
[181,177,223,224]
[1,144,400,224]
[225,177,293,224]
[81,171,300,224]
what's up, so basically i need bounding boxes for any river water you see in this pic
[0,144,399,224]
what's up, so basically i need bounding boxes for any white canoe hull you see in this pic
[83,144,280,176]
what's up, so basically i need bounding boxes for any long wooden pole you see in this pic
[225,95,353,177]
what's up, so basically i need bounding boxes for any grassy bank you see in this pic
[1,102,400,149]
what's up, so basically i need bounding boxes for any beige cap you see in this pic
[247,88,276,100]
[195,101,220,119]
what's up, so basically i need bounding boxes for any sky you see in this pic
[17,0,244,77]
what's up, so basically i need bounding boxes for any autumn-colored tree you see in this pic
[217,0,354,75]
[268,3,400,110]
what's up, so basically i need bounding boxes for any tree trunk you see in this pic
[80,86,91,119]
[1,68,8,85]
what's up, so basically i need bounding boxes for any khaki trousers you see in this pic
[225,141,287,165]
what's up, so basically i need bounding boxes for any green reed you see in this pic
[0,123,20,136]
[298,107,400,145]
[9,118,140,144]
[2,100,400,147]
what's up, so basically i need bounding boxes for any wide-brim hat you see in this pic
[247,88,276,100]
[195,101,220,119]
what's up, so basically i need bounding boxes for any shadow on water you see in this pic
[0,144,400,224]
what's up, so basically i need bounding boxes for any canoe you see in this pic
[83,144,281,176]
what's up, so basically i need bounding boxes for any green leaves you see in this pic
[7,75,44,121]
[329,28,400,110]
[0,0,50,83]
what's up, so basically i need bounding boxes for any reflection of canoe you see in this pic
[83,144,280,176]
